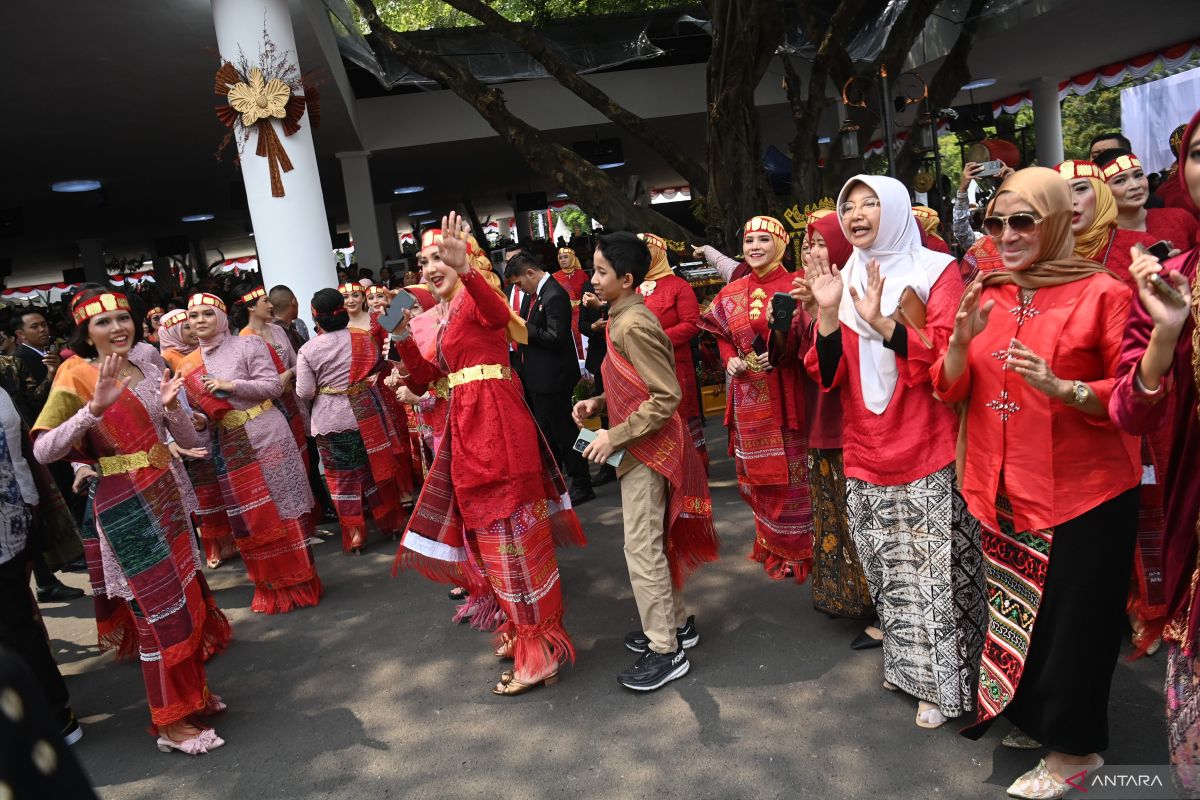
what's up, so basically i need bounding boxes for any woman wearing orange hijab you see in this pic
[554,246,588,359]
[636,233,706,470]
[700,215,813,583]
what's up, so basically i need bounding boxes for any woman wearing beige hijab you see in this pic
[936,167,1140,798]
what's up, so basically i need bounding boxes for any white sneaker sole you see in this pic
[63,725,83,746]
[625,633,700,653]
[618,659,690,692]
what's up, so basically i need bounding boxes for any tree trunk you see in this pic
[784,0,867,205]
[352,0,697,246]
[439,0,709,194]
[705,0,786,251]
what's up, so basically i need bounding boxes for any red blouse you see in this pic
[805,264,962,486]
[639,274,701,419]
[554,269,589,359]
[396,270,551,530]
[1144,207,1200,253]
[932,274,1140,531]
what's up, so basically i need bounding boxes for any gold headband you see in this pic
[637,233,666,252]
[238,287,266,305]
[743,215,787,243]
[72,292,130,325]
[188,293,226,313]
[1057,160,1104,181]
[338,282,363,296]
[159,308,187,329]
[1101,154,1142,180]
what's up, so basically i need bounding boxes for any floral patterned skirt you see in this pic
[808,449,873,619]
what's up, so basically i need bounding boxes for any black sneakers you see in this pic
[624,615,699,653]
[617,648,690,692]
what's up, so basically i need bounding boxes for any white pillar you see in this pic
[211,0,335,330]
[337,151,383,273]
[375,203,398,262]
[1031,78,1064,167]
[78,238,106,285]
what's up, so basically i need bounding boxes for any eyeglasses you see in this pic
[982,212,1043,237]
[838,198,881,217]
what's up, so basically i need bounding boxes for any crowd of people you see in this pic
[2,108,1200,798]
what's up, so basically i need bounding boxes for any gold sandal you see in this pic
[494,637,514,660]
[492,671,558,696]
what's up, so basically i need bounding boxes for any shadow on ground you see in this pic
[41,425,1171,800]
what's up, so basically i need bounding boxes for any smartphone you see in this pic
[573,427,624,468]
[769,292,796,333]
[1135,243,1189,308]
[975,159,1005,178]
[377,291,416,333]
[1148,240,1172,261]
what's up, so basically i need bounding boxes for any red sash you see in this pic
[177,351,286,542]
[699,280,790,485]
[602,325,718,588]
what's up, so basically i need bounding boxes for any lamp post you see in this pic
[840,68,932,177]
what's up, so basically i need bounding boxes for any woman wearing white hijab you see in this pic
[806,174,985,729]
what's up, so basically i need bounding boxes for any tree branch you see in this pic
[437,0,709,193]
[350,0,698,244]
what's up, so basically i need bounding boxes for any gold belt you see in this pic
[98,442,171,477]
[570,300,581,307]
[433,377,450,400]
[319,380,370,396]
[447,364,511,388]
[220,398,275,429]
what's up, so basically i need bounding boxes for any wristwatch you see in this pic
[1067,380,1089,406]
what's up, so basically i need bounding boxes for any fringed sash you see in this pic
[602,326,718,587]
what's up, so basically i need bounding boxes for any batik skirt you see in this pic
[808,448,873,619]
[847,464,985,717]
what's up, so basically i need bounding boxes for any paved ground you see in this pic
[42,425,1171,799]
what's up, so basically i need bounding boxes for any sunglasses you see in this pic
[982,212,1043,236]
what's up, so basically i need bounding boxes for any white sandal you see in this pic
[1006,758,1101,799]
[915,703,946,729]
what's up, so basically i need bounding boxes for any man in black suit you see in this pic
[505,252,595,504]
[11,308,59,408]
[6,308,83,602]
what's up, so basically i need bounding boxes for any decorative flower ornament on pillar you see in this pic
[213,37,320,198]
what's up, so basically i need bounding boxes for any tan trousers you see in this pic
[621,460,686,655]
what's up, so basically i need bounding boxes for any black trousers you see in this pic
[1004,487,1139,755]
[528,389,591,490]
[0,553,70,718]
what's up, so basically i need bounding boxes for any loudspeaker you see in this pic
[513,192,548,213]
[63,267,86,284]
[572,138,623,167]
[332,231,351,249]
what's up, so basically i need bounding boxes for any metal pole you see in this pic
[879,67,896,177]
[930,101,944,227]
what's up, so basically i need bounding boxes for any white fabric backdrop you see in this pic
[1121,68,1200,174]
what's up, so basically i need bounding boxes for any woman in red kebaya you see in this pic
[554,247,588,359]
[1098,149,1199,254]
[636,232,706,469]
[789,212,875,627]
[938,167,1140,798]
[393,213,584,696]
[1056,160,1156,284]
[700,215,813,583]
[806,174,984,730]
[1111,108,1200,794]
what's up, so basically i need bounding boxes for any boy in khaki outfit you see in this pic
[573,232,718,691]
